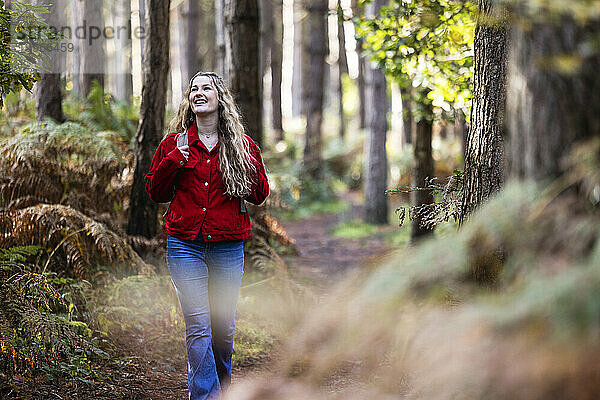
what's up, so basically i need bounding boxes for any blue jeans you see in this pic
[166,233,244,400]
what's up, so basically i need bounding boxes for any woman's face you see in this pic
[188,75,219,118]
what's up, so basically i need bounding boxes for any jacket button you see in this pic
[180,160,184,165]
[202,207,206,212]
[207,235,211,239]
[204,182,208,186]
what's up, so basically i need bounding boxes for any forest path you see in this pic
[279,192,396,290]
[230,192,398,383]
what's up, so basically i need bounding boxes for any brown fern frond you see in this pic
[0,204,150,278]
[0,121,132,217]
[248,204,298,255]
[248,234,288,273]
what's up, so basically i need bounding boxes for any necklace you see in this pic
[198,129,218,139]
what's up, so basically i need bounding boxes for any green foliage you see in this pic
[356,0,476,120]
[66,82,139,147]
[0,0,52,108]
[0,245,102,383]
[330,219,378,239]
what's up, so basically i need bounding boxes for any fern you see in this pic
[0,204,150,278]
[0,120,132,218]
[0,246,91,379]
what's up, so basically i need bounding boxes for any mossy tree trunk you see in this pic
[127,0,171,238]
[460,0,507,223]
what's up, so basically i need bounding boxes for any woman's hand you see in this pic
[178,144,189,161]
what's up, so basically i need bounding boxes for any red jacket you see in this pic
[145,123,269,242]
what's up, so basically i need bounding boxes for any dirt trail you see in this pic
[280,196,395,289]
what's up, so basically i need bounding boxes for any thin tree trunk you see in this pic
[225,0,263,147]
[215,0,227,79]
[70,0,82,97]
[411,99,434,240]
[363,0,388,224]
[114,0,133,103]
[139,0,146,63]
[506,16,600,180]
[180,0,200,86]
[271,0,284,142]
[351,0,366,130]
[401,86,413,146]
[34,0,65,123]
[460,0,507,223]
[336,0,348,139]
[291,0,303,117]
[81,0,105,97]
[302,0,328,178]
[127,0,171,238]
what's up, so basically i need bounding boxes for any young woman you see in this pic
[145,71,269,399]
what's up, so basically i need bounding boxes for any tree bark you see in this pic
[335,0,347,139]
[271,0,284,142]
[506,17,600,181]
[34,0,65,123]
[363,0,388,224]
[460,0,507,223]
[400,86,413,146]
[215,0,226,79]
[127,0,171,238]
[302,0,328,178]
[70,0,82,97]
[351,0,366,130]
[411,100,434,240]
[225,0,263,147]
[291,0,303,117]
[180,0,200,87]
[80,0,105,98]
[114,0,133,103]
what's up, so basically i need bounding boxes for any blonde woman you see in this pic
[145,71,269,400]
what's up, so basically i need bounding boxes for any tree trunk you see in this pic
[127,0,171,238]
[70,0,82,97]
[291,0,303,117]
[302,0,328,178]
[180,0,200,87]
[411,100,434,240]
[215,0,226,79]
[34,0,65,123]
[401,86,413,146]
[460,0,507,223]
[114,0,133,103]
[80,0,105,98]
[271,0,284,142]
[351,0,366,130]
[139,0,146,63]
[335,0,347,139]
[506,17,600,181]
[363,0,388,224]
[225,0,263,147]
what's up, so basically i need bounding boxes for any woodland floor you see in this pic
[2,192,396,400]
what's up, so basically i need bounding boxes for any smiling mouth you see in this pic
[193,99,207,105]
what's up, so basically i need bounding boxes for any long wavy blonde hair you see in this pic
[167,72,258,198]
